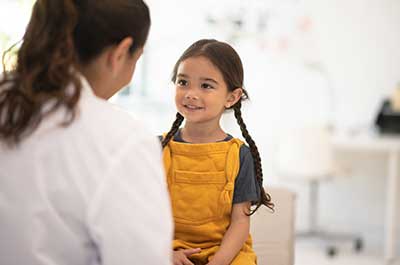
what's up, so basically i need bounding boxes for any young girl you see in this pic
[161,39,274,265]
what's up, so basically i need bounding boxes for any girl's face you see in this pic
[175,56,236,125]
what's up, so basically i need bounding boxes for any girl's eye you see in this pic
[176,79,188,86]
[201,83,214,89]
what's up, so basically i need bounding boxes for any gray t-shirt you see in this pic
[160,130,260,204]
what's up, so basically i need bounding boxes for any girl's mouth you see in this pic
[184,104,203,110]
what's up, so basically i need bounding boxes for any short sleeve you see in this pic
[87,135,173,265]
[233,145,260,204]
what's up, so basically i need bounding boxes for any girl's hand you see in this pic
[173,248,201,265]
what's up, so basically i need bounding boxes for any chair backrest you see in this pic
[251,187,296,265]
[275,126,334,180]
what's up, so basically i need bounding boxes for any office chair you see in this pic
[275,126,363,257]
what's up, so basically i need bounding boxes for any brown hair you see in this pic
[0,0,150,145]
[162,39,274,213]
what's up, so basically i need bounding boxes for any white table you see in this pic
[333,132,400,264]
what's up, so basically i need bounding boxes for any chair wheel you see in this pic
[354,238,363,252]
[326,246,337,257]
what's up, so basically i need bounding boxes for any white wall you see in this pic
[304,0,400,128]
[286,0,400,253]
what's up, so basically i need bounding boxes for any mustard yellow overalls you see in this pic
[162,137,257,265]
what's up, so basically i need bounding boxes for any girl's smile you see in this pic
[183,103,204,111]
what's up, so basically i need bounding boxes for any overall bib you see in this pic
[163,138,257,265]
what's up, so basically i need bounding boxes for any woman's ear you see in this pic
[107,37,134,75]
[225,88,243,108]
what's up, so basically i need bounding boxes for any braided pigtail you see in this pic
[233,101,274,213]
[162,112,184,148]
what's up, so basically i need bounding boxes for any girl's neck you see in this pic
[181,123,227,143]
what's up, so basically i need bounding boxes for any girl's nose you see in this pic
[185,92,199,100]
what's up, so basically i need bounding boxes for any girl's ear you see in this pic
[107,37,134,75]
[225,88,243,108]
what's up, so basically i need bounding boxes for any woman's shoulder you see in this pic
[79,88,148,135]
[82,100,150,141]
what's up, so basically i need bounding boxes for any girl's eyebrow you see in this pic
[177,73,189,78]
[177,73,219,85]
[200,77,219,85]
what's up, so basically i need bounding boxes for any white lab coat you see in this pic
[0,77,173,265]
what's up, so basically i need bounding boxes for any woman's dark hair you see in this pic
[0,0,151,145]
[162,39,274,213]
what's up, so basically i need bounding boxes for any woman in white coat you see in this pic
[0,1,172,264]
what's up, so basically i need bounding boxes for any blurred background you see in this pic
[1,0,400,264]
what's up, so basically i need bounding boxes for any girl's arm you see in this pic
[207,202,251,265]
